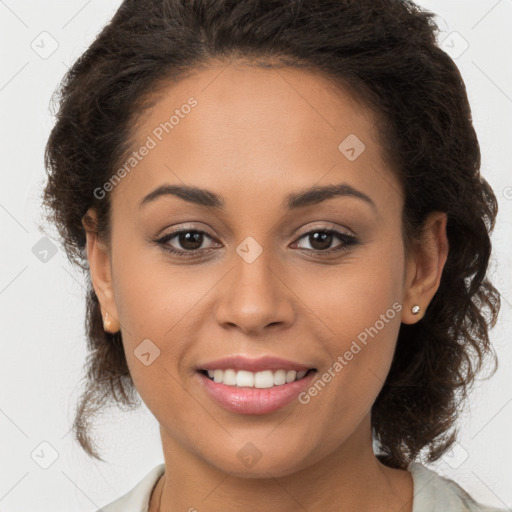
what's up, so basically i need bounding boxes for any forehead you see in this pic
[109,62,399,215]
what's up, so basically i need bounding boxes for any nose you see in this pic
[214,247,296,336]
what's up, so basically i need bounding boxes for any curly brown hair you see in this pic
[41,0,501,469]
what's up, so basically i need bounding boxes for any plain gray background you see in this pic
[0,0,511,510]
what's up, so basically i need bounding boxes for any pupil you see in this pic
[310,232,332,251]
[180,231,203,250]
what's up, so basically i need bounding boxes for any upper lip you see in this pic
[198,355,315,373]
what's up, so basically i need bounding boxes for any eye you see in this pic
[153,226,359,258]
[155,229,218,256]
[292,228,358,254]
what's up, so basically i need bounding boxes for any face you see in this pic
[86,61,445,478]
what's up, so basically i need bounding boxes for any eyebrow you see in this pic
[139,182,376,211]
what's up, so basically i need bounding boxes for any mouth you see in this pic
[194,355,319,414]
[195,362,319,415]
[197,367,318,388]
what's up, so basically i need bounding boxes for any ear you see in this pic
[82,208,120,333]
[401,211,449,324]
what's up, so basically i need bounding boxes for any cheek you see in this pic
[109,242,224,398]
[294,238,404,404]
[294,234,405,337]
[110,226,200,338]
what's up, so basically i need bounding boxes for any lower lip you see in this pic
[196,371,317,415]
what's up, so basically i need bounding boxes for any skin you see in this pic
[83,61,448,512]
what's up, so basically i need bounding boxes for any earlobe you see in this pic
[401,211,449,325]
[82,208,121,334]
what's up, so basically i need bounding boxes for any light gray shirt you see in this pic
[97,462,506,511]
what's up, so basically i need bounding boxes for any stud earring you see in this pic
[103,312,120,333]
[411,305,421,315]
[104,312,111,330]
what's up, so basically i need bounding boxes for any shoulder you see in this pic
[408,462,506,512]
[96,463,165,512]
[95,461,506,512]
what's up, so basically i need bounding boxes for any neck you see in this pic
[151,417,413,512]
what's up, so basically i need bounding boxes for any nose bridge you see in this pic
[215,238,294,332]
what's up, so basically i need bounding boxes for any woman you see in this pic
[42,0,505,510]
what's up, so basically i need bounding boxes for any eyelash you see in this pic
[153,227,358,258]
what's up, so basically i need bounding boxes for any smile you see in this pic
[199,368,315,388]
[196,368,318,415]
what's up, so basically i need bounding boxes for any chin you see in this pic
[198,439,322,479]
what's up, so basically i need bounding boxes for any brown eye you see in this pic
[294,229,358,254]
[307,231,334,251]
[156,229,218,256]
[176,231,206,251]
[154,227,358,258]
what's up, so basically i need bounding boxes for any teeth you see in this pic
[236,370,254,387]
[254,370,274,388]
[286,370,297,383]
[273,369,286,385]
[203,368,310,388]
[223,369,237,386]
